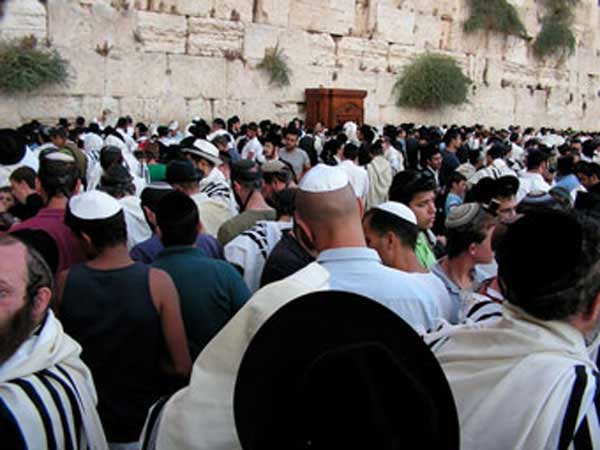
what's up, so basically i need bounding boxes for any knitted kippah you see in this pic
[445,203,481,229]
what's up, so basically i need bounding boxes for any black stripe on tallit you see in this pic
[472,312,503,323]
[141,395,172,450]
[9,378,58,450]
[466,300,496,318]
[0,397,27,450]
[573,419,592,450]
[43,369,83,446]
[35,372,75,450]
[558,365,588,450]
[240,230,269,260]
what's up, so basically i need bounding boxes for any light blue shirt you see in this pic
[317,247,442,333]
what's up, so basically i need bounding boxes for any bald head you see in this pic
[295,184,366,251]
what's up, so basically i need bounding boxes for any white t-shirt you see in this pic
[406,272,454,325]
[241,137,263,161]
[339,160,369,204]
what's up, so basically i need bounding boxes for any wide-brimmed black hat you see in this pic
[166,160,203,184]
[0,129,27,166]
[234,291,459,450]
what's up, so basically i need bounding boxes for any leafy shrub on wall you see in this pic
[533,0,578,58]
[0,37,69,94]
[464,0,528,38]
[393,54,471,110]
[257,45,292,88]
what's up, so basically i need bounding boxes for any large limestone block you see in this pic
[213,0,253,23]
[80,96,120,123]
[242,23,281,61]
[504,36,529,66]
[188,17,244,57]
[388,44,414,74]
[336,37,389,72]
[413,13,442,50]
[254,0,291,28]
[105,52,168,97]
[288,0,355,36]
[167,54,227,98]
[157,95,188,126]
[375,73,398,107]
[0,0,47,41]
[0,95,24,127]
[372,4,416,45]
[186,98,212,119]
[136,11,187,54]
[18,95,83,123]
[40,46,106,97]
[239,98,299,123]
[173,0,211,16]
[48,1,137,52]
[279,31,336,67]
[213,99,243,120]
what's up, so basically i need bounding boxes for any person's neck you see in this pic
[87,244,133,270]
[318,224,367,251]
[393,249,428,273]
[46,195,68,209]
[447,146,457,153]
[244,191,272,211]
[528,168,542,175]
[441,255,475,289]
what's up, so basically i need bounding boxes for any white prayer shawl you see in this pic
[365,155,393,210]
[224,220,293,292]
[191,192,235,238]
[0,311,108,450]
[433,304,600,450]
[0,146,40,188]
[199,168,237,216]
[142,262,331,450]
[119,195,153,249]
[467,159,516,188]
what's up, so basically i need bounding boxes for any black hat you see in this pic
[231,160,262,183]
[470,175,519,204]
[0,129,27,166]
[99,164,135,194]
[166,160,203,184]
[140,182,174,212]
[234,291,459,450]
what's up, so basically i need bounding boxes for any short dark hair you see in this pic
[364,208,419,249]
[9,166,37,189]
[248,122,259,132]
[264,167,293,186]
[49,127,67,139]
[389,170,437,205]
[526,150,548,171]
[497,210,600,321]
[213,118,226,129]
[343,143,359,161]
[285,127,300,138]
[443,129,460,146]
[65,209,128,252]
[445,208,495,259]
[100,146,124,171]
[421,144,441,166]
[273,188,296,219]
[116,117,127,129]
[156,191,199,247]
[38,156,79,199]
[446,171,466,189]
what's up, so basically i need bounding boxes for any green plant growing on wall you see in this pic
[464,0,528,38]
[533,0,578,58]
[0,36,69,94]
[393,53,471,110]
[256,45,292,88]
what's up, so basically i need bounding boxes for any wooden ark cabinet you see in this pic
[305,88,367,129]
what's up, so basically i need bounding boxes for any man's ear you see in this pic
[357,198,365,218]
[385,231,396,252]
[197,220,203,234]
[584,290,600,324]
[32,286,52,324]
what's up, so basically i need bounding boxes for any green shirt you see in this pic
[148,164,166,182]
[415,231,437,270]
[153,246,251,359]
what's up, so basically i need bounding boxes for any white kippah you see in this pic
[374,202,417,225]
[299,164,349,193]
[44,151,75,163]
[69,190,122,220]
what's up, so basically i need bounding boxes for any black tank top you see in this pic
[60,262,164,442]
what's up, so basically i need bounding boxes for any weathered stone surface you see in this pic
[336,37,388,72]
[288,0,355,36]
[242,23,281,61]
[167,55,226,98]
[254,0,291,28]
[279,31,336,67]
[373,4,416,45]
[0,0,47,41]
[188,17,244,57]
[18,96,83,124]
[173,0,211,17]
[213,0,254,23]
[105,52,168,97]
[136,11,187,54]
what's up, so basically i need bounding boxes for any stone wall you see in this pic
[1,0,599,128]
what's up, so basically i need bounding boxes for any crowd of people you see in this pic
[1,112,600,450]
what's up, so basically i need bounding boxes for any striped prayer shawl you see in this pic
[0,311,107,450]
